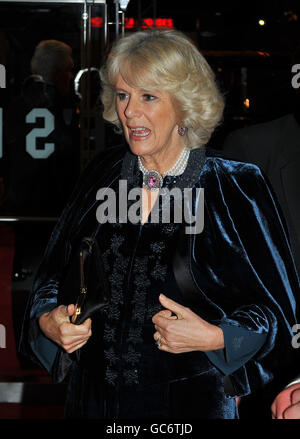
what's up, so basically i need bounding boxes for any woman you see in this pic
[20,30,300,419]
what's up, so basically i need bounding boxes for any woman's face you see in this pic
[115,74,182,161]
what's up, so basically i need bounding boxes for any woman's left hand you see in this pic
[152,294,224,353]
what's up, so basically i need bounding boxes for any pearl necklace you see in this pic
[138,147,190,191]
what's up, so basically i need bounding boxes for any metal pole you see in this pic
[80,1,93,168]
[115,0,119,40]
[0,216,59,222]
[103,2,108,49]
[82,2,88,68]
[121,11,125,37]
[86,3,92,161]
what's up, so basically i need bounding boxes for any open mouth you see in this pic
[129,127,151,138]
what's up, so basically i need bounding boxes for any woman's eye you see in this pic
[143,94,156,101]
[117,92,128,101]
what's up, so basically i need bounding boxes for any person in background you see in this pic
[1,40,80,280]
[2,39,80,217]
[222,47,300,418]
[222,49,300,280]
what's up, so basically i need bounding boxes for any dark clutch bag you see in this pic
[51,236,110,383]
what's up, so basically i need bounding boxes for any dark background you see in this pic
[1,0,300,132]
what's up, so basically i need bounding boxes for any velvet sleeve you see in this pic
[28,304,58,372]
[18,145,125,368]
[193,156,300,396]
[18,183,86,367]
[18,192,78,368]
[205,321,267,376]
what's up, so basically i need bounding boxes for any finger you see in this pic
[153,324,176,342]
[291,389,300,405]
[276,412,284,419]
[154,331,170,349]
[57,304,75,317]
[155,334,165,348]
[152,313,171,329]
[159,294,185,319]
[152,308,181,326]
[156,339,172,352]
[60,320,92,337]
[82,317,92,329]
[170,313,180,320]
[74,318,92,334]
[153,331,161,342]
[64,338,90,354]
[155,310,179,320]
[157,309,173,318]
[153,331,166,344]
[66,304,76,316]
[270,388,295,420]
[152,312,185,332]
[153,330,186,351]
[62,336,90,351]
[152,311,174,325]
[271,402,277,419]
[56,304,76,324]
[60,329,91,345]
[61,327,92,347]
[283,402,300,419]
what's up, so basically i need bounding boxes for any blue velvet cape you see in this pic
[19,145,300,418]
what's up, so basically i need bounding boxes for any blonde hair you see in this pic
[100,30,224,148]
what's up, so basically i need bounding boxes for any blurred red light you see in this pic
[91,17,174,29]
[91,17,103,28]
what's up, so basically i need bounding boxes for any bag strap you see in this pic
[172,225,236,397]
[90,221,102,241]
[172,225,200,302]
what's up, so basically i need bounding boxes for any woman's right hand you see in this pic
[39,304,92,353]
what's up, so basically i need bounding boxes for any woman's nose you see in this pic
[124,96,141,118]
